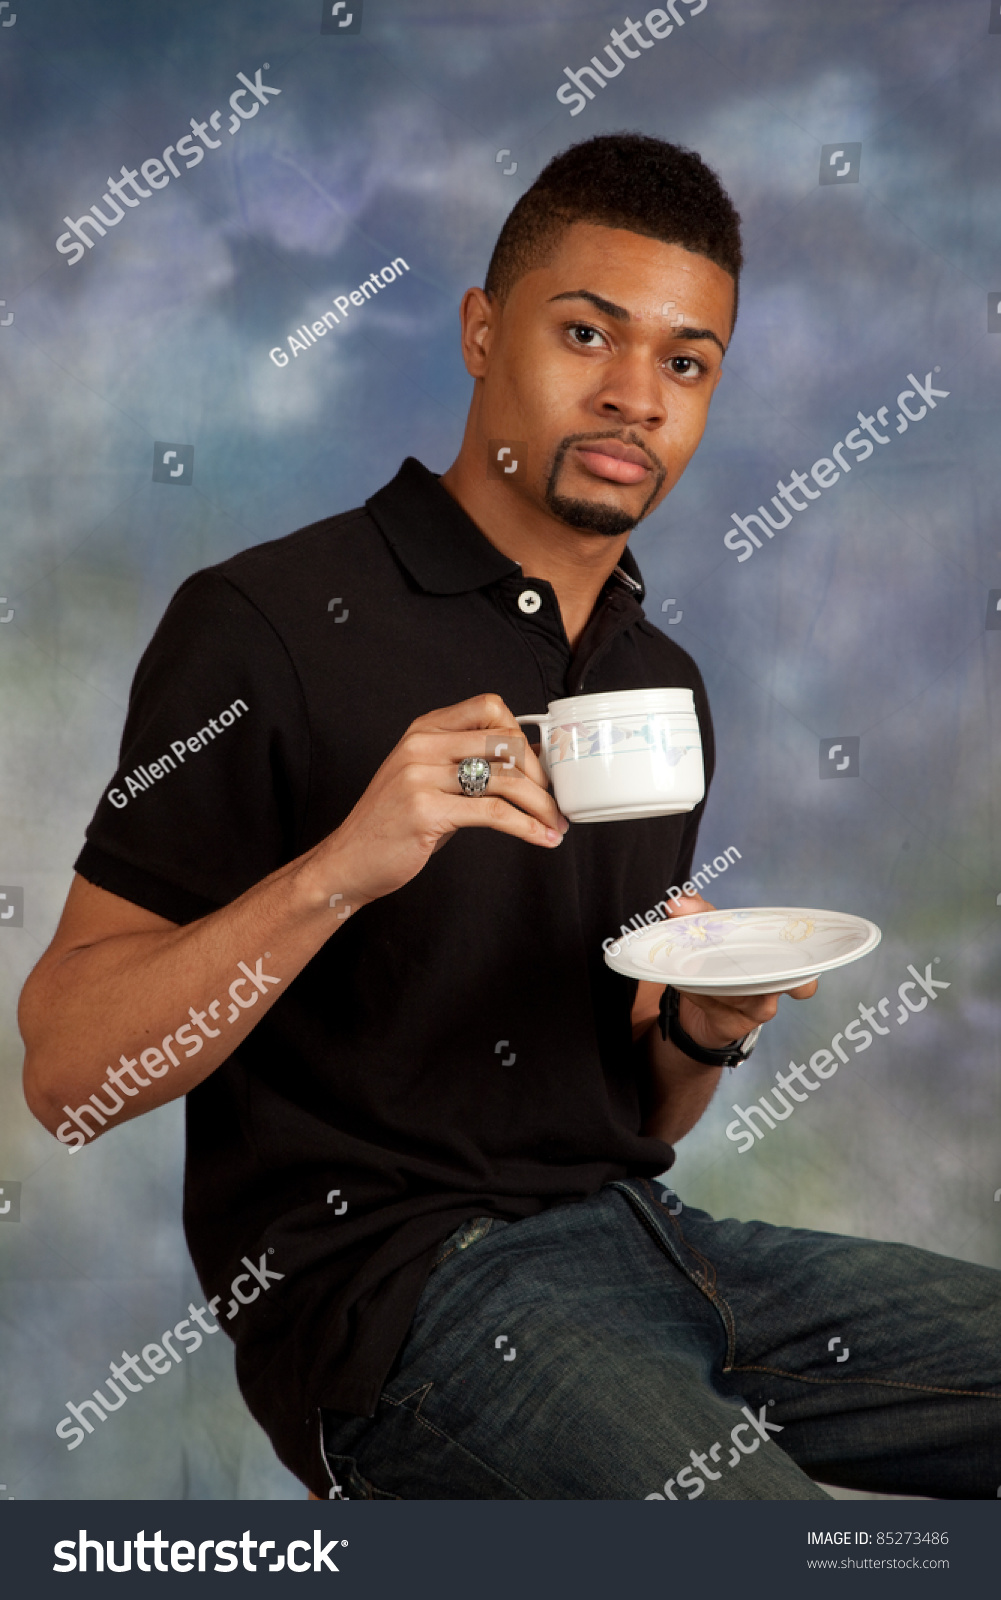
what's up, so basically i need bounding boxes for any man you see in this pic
[20,135,1000,1500]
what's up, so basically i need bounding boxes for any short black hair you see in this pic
[484,132,742,328]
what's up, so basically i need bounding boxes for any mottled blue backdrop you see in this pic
[0,0,998,1500]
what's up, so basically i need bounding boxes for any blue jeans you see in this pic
[319,1178,1001,1500]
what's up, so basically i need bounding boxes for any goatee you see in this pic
[543,430,667,537]
[545,494,638,537]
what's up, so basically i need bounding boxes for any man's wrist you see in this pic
[291,842,372,921]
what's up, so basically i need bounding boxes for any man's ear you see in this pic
[458,286,497,379]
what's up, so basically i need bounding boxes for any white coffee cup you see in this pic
[514,687,704,823]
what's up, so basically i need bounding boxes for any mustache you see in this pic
[551,428,665,472]
[545,429,668,515]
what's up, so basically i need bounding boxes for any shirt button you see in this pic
[517,589,542,615]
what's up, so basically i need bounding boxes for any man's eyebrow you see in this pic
[547,289,630,322]
[669,325,727,358]
[548,292,727,356]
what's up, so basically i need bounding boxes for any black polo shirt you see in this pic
[74,457,715,1495]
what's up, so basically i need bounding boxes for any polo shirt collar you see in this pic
[366,457,646,603]
[367,458,517,595]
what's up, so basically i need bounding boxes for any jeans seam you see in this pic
[729,1362,1001,1400]
[382,1390,530,1498]
[389,1379,434,1412]
[611,1178,737,1366]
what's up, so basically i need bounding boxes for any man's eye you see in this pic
[669,356,704,377]
[568,324,605,347]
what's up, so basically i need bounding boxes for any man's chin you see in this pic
[546,492,638,537]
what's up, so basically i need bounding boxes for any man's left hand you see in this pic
[667,892,818,1051]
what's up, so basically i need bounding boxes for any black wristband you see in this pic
[658,985,760,1067]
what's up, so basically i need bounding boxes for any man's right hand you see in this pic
[314,693,570,911]
[19,693,568,1141]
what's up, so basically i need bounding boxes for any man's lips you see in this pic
[572,440,653,485]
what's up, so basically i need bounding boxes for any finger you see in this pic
[405,726,550,794]
[449,735,552,804]
[666,892,715,916]
[680,990,779,1034]
[454,764,567,831]
[409,693,524,737]
[678,978,815,1044]
[402,760,565,835]
[408,694,547,778]
[788,978,819,999]
[437,790,566,849]
[482,731,536,781]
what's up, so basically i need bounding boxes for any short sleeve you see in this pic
[74,569,310,925]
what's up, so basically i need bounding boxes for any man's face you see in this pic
[476,223,735,536]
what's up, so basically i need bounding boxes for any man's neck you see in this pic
[439,455,632,652]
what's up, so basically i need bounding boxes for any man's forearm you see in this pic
[639,1022,724,1144]
[19,841,360,1140]
[629,893,819,1144]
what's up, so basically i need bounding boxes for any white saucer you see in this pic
[603,907,881,996]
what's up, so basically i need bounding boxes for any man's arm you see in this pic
[19,862,344,1138]
[20,694,567,1142]
[632,980,724,1144]
[630,893,817,1144]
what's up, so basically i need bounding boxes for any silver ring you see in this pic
[457,756,491,797]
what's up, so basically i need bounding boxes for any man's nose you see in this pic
[593,354,665,430]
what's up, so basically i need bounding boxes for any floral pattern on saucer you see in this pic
[647,910,755,962]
